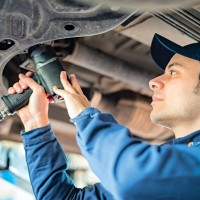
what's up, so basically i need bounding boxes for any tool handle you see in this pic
[1,74,38,114]
[1,88,32,114]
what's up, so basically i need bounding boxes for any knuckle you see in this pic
[13,82,18,87]
[8,86,13,90]
[37,86,45,93]
[27,72,33,77]
[8,87,14,93]
[13,82,20,88]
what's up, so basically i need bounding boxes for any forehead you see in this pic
[166,54,200,70]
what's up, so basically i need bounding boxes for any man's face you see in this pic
[149,54,200,129]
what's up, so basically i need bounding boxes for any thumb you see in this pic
[53,86,68,98]
[19,73,42,91]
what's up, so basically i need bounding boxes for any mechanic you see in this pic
[8,33,200,200]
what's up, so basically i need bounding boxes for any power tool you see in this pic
[0,44,67,121]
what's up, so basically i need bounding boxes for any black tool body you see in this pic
[1,44,66,116]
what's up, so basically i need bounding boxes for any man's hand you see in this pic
[53,71,91,119]
[8,72,49,131]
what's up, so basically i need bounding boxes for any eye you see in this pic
[170,70,177,76]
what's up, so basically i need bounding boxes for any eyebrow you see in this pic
[167,62,183,69]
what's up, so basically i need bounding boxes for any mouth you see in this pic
[151,95,163,104]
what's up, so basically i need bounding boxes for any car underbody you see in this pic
[0,0,199,154]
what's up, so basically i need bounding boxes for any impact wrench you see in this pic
[0,44,68,121]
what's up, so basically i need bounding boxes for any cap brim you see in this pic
[151,34,183,70]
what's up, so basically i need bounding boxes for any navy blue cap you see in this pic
[150,33,200,70]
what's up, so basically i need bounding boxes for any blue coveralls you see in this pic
[21,107,200,200]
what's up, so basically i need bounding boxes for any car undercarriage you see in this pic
[0,0,199,188]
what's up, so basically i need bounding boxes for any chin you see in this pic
[150,113,172,129]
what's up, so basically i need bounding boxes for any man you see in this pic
[8,33,200,199]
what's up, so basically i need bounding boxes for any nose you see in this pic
[149,75,164,91]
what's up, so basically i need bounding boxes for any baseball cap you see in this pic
[150,33,200,70]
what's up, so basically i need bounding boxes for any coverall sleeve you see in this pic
[73,107,200,200]
[21,124,114,200]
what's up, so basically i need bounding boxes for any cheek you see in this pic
[165,83,190,105]
[169,85,199,108]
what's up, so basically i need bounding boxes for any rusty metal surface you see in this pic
[1,1,199,153]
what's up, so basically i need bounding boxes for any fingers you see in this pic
[25,71,33,77]
[53,86,66,98]
[14,82,24,93]
[8,87,16,94]
[18,73,43,92]
[8,72,33,94]
[19,79,28,89]
[70,74,84,95]
[60,71,75,94]
[8,81,24,94]
[59,71,84,95]
[20,71,33,89]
